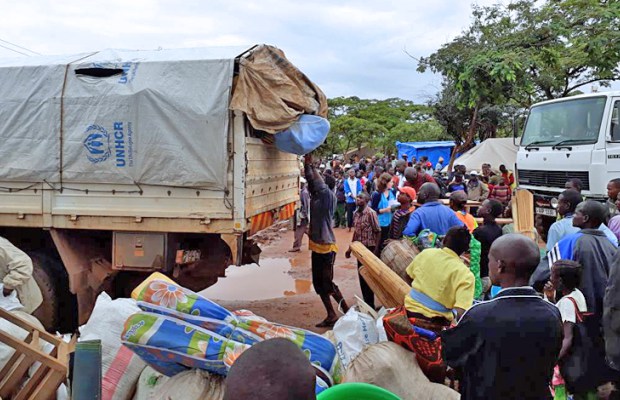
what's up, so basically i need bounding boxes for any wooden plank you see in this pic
[0,352,34,399]
[0,330,66,372]
[359,267,395,308]
[351,241,410,308]
[513,189,534,233]
[15,363,50,400]
[246,140,299,161]
[245,188,299,218]
[0,309,61,346]
[474,217,513,226]
[25,370,65,400]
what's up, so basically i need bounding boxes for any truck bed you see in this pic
[0,136,299,235]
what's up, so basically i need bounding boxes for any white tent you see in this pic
[444,138,519,172]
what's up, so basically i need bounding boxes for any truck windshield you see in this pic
[521,97,606,147]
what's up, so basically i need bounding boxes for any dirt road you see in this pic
[201,227,361,332]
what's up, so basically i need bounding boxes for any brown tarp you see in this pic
[230,45,328,134]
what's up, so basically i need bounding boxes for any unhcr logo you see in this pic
[83,124,111,164]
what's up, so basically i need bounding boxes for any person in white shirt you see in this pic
[394,160,407,189]
[0,236,43,314]
[344,168,362,231]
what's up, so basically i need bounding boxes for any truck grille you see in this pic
[517,170,590,191]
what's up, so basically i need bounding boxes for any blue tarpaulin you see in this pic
[395,141,455,168]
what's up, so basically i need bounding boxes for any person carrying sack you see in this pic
[384,225,474,383]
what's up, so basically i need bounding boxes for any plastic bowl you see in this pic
[317,383,401,400]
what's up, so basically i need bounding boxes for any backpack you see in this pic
[560,297,613,393]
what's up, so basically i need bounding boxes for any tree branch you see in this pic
[403,46,421,63]
[564,76,619,96]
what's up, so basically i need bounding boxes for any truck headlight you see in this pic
[550,197,559,209]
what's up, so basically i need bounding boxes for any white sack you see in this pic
[333,307,379,368]
[0,283,24,312]
[376,308,388,343]
[132,366,169,400]
[79,292,146,400]
[344,342,460,400]
[0,311,44,371]
[154,369,225,400]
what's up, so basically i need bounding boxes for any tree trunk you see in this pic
[447,103,479,172]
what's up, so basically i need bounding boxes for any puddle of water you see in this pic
[200,258,313,301]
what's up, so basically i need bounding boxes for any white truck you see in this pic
[516,91,620,222]
[0,45,319,330]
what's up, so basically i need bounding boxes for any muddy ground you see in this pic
[201,227,361,333]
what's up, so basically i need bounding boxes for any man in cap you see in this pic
[466,171,489,202]
[434,157,445,172]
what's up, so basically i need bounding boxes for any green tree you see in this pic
[317,96,449,157]
[418,0,620,168]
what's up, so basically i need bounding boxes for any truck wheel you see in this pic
[31,254,60,332]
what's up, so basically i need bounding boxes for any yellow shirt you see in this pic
[309,240,338,254]
[404,247,474,321]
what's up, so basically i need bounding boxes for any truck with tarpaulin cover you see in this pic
[0,44,327,330]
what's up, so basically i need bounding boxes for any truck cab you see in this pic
[516,92,620,220]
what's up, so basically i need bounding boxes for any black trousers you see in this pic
[378,226,390,253]
[311,251,338,296]
[357,244,376,308]
[345,203,356,228]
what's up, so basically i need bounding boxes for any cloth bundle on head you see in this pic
[274,115,330,155]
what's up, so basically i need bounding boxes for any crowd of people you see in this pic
[292,151,620,399]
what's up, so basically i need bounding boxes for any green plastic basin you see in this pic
[317,383,401,400]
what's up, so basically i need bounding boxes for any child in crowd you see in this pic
[388,186,416,240]
[544,260,598,400]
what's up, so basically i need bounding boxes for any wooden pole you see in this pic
[351,242,410,308]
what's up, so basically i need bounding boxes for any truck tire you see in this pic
[31,254,59,332]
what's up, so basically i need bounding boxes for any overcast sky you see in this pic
[2,0,613,102]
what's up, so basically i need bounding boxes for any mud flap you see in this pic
[242,239,262,265]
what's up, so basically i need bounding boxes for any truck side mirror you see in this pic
[513,114,525,146]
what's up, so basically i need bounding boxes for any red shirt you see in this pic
[405,173,436,192]
[502,171,515,187]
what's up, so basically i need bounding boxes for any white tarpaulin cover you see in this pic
[0,46,251,188]
[446,137,519,172]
